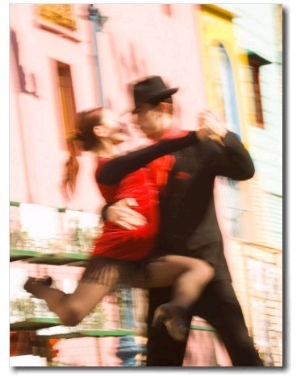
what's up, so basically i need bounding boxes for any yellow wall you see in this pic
[195,5,249,146]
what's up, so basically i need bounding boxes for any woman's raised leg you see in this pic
[24,266,120,326]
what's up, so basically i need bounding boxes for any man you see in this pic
[103,75,264,366]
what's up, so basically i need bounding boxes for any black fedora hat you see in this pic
[131,76,178,114]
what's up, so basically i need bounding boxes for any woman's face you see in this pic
[99,109,130,145]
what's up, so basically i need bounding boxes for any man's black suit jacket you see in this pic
[158,131,255,281]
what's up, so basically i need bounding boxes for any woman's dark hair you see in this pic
[62,107,103,198]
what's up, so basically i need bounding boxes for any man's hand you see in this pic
[106,198,147,230]
[197,110,228,144]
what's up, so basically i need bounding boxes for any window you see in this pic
[210,44,246,239]
[56,61,76,145]
[247,52,271,129]
[217,44,241,136]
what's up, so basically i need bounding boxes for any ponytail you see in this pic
[61,108,102,199]
[61,131,81,199]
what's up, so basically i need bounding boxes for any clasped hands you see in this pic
[196,110,228,144]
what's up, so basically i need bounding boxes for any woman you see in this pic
[24,107,214,342]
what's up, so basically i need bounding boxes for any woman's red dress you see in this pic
[92,159,160,261]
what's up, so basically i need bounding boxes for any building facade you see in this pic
[196,4,283,366]
[9,3,282,367]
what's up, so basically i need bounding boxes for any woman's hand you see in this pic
[196,110,228,144]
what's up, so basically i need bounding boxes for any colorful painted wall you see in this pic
[10,3,206,213]
[195,4,282,366]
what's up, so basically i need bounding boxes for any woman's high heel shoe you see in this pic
[152,303,190,342]
[24,276,53,294]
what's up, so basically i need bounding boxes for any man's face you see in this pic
[135,104,164,139]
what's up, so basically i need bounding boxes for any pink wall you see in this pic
[10,4,206,213]
[9,4,233,366]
